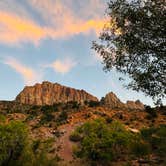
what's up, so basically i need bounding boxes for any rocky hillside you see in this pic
[15,81,99,105]
[103,92,145,110]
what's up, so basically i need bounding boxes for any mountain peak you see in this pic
[15,81,98,105]
[103,92,145,110]
[104,92,125,109]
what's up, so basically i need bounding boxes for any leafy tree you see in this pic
[0,121,58,166]
[92,0,166,103]
[0,121,28,166]
[72,119,132,164]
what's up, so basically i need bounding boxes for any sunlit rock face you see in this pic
[126,100,145,111]
[16,81,99,105]
[103,92,126,109]
[103,92,145,111]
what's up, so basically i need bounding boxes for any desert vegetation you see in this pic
[71,118,166,165]
[0,120,59,166]
[0,101,165,166]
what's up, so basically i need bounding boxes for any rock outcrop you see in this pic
[103,92,126,109]
[15,81,99,105]
[126,100,145,111]
[103,92,145,110]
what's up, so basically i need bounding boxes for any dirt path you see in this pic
[56,124,79,161]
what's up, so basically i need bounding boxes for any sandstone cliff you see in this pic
[103,92,126,109]
[126,100,145,111]
[103,92,145,110]
[15,81,99,105]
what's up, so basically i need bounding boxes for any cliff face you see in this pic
[15,81,99,105]
[15,81,144,110]
[103,92,145,111]
[126,100,145,111]
[104,92,126,109]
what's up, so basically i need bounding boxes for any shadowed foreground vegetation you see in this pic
[0,118,59,166]
[0,102,165,166]
[70,118,166,166]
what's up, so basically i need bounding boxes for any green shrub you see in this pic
[0,114,6,124]
[73,119,133,164]
[31,105,41,110]
[0,121,28,165]
[130,136,151,158]
[64,101,80,109]
[40,113,54,125]
[145,105,158,119]
[84,100,100,107]
[0,120,58,166]
[41,105,59,113]
[57,111,68,123]
[70,132,82,142]
[105,116,113,123]
[141,125,166,157]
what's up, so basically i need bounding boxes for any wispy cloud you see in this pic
[0,0,106,45]
[46,58,77,74]
[3,57,42,85]
[0,11,46,45]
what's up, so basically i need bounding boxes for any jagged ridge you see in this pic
[15,81,99,105]
[103,92,145,110]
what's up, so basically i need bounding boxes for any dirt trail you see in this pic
[56,124,79,161]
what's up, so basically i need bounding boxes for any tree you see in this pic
[0,120,58,166]
[92,0,166,104]
[72,119,133,165]
[0,121,28,166]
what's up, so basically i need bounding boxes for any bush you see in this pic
[64,101,80,109]
[105,116,113,123]
[40,113,55,125]
[57,111,68,123]
[84,101,100,107]
[41,105,58,112]
[130,136,151,158]
[0,114,6,124]
[70,132,82,142]
[141,125,166,157]
[73,119,133,164]
[0,121,28,165]
[31,105,41,110]
[0,120,58,166]
[145,105,158,119]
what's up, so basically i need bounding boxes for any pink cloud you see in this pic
[49,58,77,74]
[3,57,42,85]
[0,1,106,45]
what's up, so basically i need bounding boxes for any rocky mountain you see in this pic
[103,92,126,109]
[103,92,145,110]
[15,81,99,105]
[126,100,145,111]
[15,81,144,110]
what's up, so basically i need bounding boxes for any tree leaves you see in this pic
[92,0,166,104]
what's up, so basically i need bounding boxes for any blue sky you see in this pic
[0,0,163,106]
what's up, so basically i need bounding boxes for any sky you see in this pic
[0,0,163,106]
